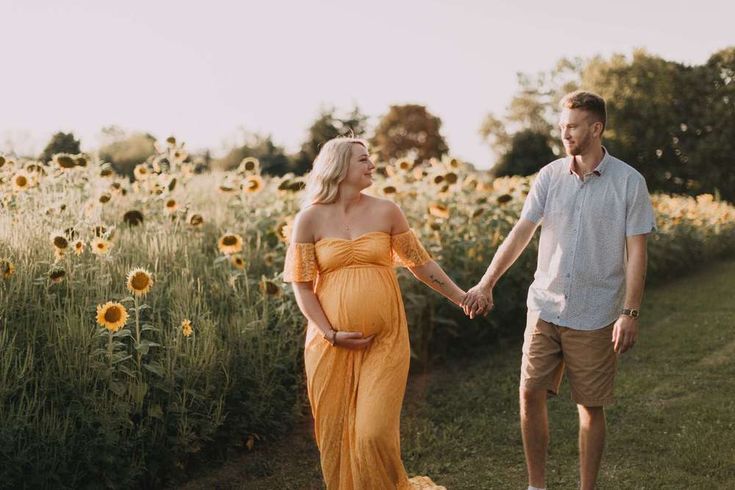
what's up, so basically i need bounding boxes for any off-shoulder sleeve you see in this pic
[391,229,432,268]
[283,242,317,282]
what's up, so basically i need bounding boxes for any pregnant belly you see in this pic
[317,269,398,337]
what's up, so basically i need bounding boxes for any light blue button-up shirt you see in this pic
[520,149,657,330]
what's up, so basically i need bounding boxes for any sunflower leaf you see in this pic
[143,362,165,377]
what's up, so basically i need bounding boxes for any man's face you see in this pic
[559,108,600,156]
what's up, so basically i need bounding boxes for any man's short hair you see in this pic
[560,90,607,132]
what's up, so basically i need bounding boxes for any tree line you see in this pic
[33,46,735,202]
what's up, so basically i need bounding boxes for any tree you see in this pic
[39,132,81,162]
[481,48,735,201]
[294,106,369,174]
[98,132,156,178]
[490,129,556,177]
[214,133,294,176]
[371,104,449,162]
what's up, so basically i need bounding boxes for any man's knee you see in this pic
[577,405,605,429]
[520,386,547,409]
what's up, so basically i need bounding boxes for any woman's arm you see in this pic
[408,261,466,307]
[388,202,466,306]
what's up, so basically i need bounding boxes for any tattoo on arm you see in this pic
[429,274,446,287]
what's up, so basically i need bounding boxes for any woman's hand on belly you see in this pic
[334,331,375,350]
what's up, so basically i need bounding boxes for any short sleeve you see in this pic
[520,167,551,224]
[391,230,432,268]
[283,242,317,282]
[625,175,657,236]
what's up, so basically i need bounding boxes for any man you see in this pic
[462,91,656,490]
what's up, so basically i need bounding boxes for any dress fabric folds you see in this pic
[284,230,445,490]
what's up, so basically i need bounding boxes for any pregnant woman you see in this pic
[283,137,465,489]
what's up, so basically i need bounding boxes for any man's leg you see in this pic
[578,404,606,490]
[521,387,549,489]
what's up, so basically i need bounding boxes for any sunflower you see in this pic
[429,203,450,219]
[53,153,77,169]
[381,185,397,195]
[51,232,69,251]
[133,164,150,180]
[171,149,188,163]
[238,157,260,175]
[218,233,243,255]
[126,268,154,296]
[0,155,5,168]
[496,194,513,205]
[444,172,458,184]
[49,266,66,284]
[275,219,293,243]
[0,258,15,279]
[123,210,144,226]
[75,154,88,167]
[166,136,177,146]
[230,254,246,270]
[98,192,112,204]
[432,174,445,185]
[181,319,193,337]
[219,182,237,193]
[396,158,414,172]
[259,277,283,298]
[188,213,204,227]
[12,171,31,191]
[100,164,114,177]
[164,199,178,213]
[91,237,113,255]
[73,240,85,255]
[96,302,128,333]
[243,175,264,194]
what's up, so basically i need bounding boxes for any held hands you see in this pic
[461,283,494,319]
[612,315,638,355]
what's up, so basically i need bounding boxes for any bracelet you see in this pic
[323,329,337,346]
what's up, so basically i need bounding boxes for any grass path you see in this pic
[179,260,735,489]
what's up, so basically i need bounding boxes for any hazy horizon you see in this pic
[1,0,732,168]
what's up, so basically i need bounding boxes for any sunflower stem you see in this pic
[134,295,142,381]
[107,330,113,371]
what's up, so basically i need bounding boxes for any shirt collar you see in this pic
[568,146,610,177]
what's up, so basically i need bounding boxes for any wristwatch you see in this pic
[621,308,640,319]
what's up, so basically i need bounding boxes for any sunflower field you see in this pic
[1,140,734,488]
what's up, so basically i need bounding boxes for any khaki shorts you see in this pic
[520,310,617,407]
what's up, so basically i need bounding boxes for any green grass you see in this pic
[179,259,735,489]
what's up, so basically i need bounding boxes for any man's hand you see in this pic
[612,315,639,354]
[461,283,494,319]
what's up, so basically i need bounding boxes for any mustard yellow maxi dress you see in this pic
[284,230,445,490]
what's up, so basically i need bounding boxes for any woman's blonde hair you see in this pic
[302,136,368,207]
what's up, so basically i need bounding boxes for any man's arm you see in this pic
[462,218,539,318]
[612,233,648,354]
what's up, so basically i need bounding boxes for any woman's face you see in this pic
[343,143,375,190]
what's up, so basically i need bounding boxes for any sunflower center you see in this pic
[58,156,76,168]
[54,236,69,249]
[223,236,237,246]
[16,176,27,186]
[131,273,150,290]
[105,307,121,323]
[166,200,176,208]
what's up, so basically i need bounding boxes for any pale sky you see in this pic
[1,0,732,168]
